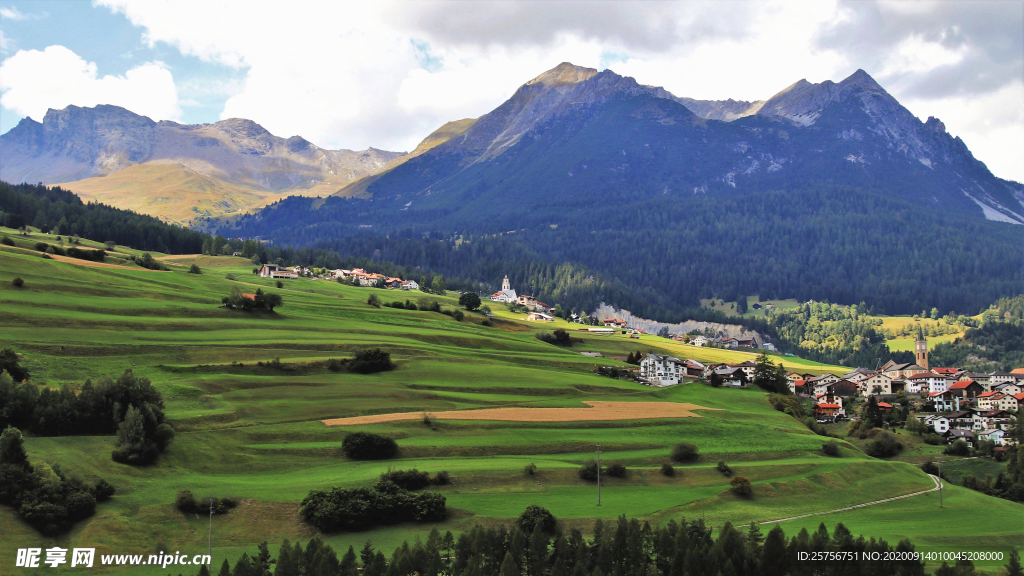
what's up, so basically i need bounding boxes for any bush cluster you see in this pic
[536,329,577,347]
[299,478,446,532]
[606,463,627,478]
[342,432,398,460]
[349,349,395,374]
[380,469,451,490]
[578,460,599,481]
[822,440,841,456]
[0,427,114,535]
[864,431,903,458]
[716,461,733,476]
[729,476,753,498]
[130,252,164,270]
[175,490,238,515]
[671,442,699,463]
[660,463,676,477]
[222,288,283,312]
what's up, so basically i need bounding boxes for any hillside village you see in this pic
[249,263,1020,451]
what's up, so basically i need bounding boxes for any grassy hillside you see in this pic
[0,242,1019,574]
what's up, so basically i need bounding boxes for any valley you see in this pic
[1,228,1021,574]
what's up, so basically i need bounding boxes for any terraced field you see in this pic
[0,230,1020,574]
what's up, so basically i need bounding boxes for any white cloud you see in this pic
[0,45,181,122]
[90,0,1023,180]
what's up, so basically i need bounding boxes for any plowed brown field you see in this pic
[322,401,721,426]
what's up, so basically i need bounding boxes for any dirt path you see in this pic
[758,474,942,525]
[322,401,721,426]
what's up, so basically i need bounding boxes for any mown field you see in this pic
[0,231,1020,574]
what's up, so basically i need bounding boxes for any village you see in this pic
[254,264,1020,451]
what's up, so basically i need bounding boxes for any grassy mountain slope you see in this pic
[1,233,1019,573]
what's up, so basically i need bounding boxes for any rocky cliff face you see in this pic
[0,105,404,191]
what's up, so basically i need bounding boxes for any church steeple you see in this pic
[502,275,510,291]
[915,329,929,370]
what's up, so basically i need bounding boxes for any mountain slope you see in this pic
[217,63,1024,317]
[0,105,404,222]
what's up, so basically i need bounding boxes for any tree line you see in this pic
[0,181,207,254]
[176,511,1024,576]
[0,363,174,465]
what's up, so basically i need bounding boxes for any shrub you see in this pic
[349,348,395,374]
[175,490,238,515]
[865,431,902,458]
[944,439,970,456]
[11,277,24,287]
[716,461,733,476]
[524,463,538,476]
[660,463,675,477]
[578,460,599,481]
[326,358,345,372]
[104,241,116,251]
[188,264,202,274]
[367,294,381,308]
[517,505,557,534]
[606,463,627,478]
[730,476,753,498]
[299,479,446,532]
[34,242,48,251]
[342,432,398,460]
[0,235,13,246]
[225,273,236,280]
[92,479,116,502]
[822,440,841,456]
[422,412,433,426]
[671,442,699,463]
[276,280,284,288]
[132,252,163,269]
[432,470,451,486]
[381,469,431,491]
[481,319,494,327]
[537,329,574,347]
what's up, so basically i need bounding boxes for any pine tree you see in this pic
[274,540,297,576]
[759,525,787,576]
[218,559,231,576]
[1006,549,1024,576]
[499,552,518,576]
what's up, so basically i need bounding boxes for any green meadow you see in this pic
[0,230,1020,574]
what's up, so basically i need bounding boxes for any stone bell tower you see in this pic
[502,275,511,291]
[915,329,929,370]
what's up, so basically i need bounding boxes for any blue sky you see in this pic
[1,0,1021,180]
[0,0,244,132]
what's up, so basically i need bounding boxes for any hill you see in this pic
[1,233,1021,574]
[212,63,1024,317]
[0,104,405,223]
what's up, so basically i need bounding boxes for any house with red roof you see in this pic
[948,380,983,400]
[814,403,841,418]
[877,402,893,414]
[976,391,1004,411]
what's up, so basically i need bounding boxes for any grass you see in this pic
[0,246,1019,574]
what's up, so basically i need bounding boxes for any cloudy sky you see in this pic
[1,0,1021,180]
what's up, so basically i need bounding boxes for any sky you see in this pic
[1,0,1022,181]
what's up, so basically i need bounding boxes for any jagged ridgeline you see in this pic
[211,64,1024,316]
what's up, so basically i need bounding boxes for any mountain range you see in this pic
[0,105,403,223]
[2,63,1022,317]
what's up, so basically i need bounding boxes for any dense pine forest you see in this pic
[0,181,207,254]
[213,184,1024,318]
[929,296,1024,371]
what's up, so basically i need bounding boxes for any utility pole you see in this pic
[208,492,214,565]
[595,444,602,506]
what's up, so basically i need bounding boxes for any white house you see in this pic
[640,354,686,386]
[258,264,298,279]
[490,275,518,302]
[527,312,553,322]
[979,429,1006,446]
[690,336,707,347]
[400,280,420,291]
[928,416,950,434]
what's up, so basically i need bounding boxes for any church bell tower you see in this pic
[502,275,510,291]
[915,329,929,370]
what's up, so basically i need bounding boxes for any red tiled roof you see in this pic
[908,372,941,379]
[929,391,951,397]
[978,391,999,398]
[816,403,840,409]
[241,293,256,299]
[949,380,975,389]
[933,368,959,374]
[1010,368,1024,374]
[877,402,892,408]
[1014,393,1024,400]
[794,380,807,387]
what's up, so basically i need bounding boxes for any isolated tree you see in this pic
[459,292,482,311]
[189,264,202,274]
[431,275,446,295]
[0,426,29,468]
[905,413,927,435]
[865,396,883,428]
[730,476,752,497]
[736,295,748,314]
[367,294,381,308]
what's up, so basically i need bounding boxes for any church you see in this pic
[490,275,518,303]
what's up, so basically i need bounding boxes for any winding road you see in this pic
[758,474,943,525]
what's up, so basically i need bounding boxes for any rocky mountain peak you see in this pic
[525,62,599,88]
